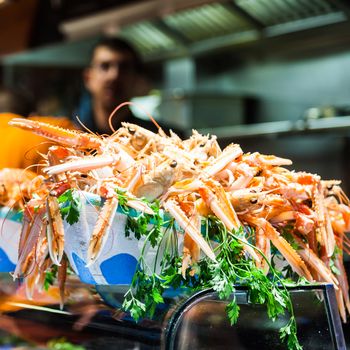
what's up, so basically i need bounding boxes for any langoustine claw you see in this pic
[163,199,216,262]
[243,214,313,281]
[86,196,119,266]
[46,195,65,266]
[8,118,103,149]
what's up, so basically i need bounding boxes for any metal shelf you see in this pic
[196,116,350,139]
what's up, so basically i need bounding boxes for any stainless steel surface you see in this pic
[157,90,252,129]
[196,116,350,139]
[235,0,341,26]
[4,0,350,66]
[62,0,349,59]
[162,3,251,42]
[120,22,179,56]
[119,0,350,58]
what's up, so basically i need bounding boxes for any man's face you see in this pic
[84,46,138,110]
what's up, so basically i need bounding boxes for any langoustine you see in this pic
[7,117,350,323]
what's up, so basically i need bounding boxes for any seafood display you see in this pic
[0,168,39,209]
[3,117,350,349]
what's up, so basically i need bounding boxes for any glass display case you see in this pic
[165,285,345,350]
[0,276,346,350]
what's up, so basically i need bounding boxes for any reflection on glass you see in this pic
[0,277,344,350]
[171,287,343,350]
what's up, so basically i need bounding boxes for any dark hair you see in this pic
[89,37,143,73]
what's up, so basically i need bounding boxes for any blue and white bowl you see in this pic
[63,192,166,286]
[0,207,22,272]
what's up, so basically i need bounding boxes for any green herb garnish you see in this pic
[116,189,163,247]
[47,337,85,350]
[58,189,81,225]
[44,265,58,291]
[121,213,303,350]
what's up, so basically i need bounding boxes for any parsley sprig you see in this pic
[47,337,85,350]
[116,189,163,247]
[122,224,174,321]
[56,188,303,349]
[122,213,303,350]
[58,189,81,225]
[44,265,58,291]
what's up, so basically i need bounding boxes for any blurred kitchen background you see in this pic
[1,0,350,192]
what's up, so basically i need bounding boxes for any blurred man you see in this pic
[78,37,156,134]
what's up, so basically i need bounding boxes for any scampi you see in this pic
[6,114,350,350]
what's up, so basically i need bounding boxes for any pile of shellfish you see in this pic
[3,117,350,321]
